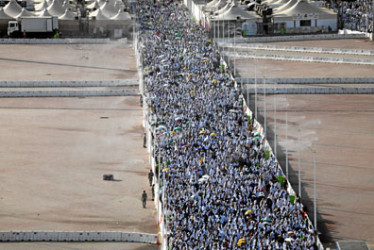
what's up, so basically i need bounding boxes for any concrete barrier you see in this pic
[0,231,157,243]
[223,51,374,65]
[0,89,139,97]
[236,77,374,84]
[0,38,128,44]
[244,87,374,94]
[217,33,367,44]
[219,43,374,56]
[0,80,138,88]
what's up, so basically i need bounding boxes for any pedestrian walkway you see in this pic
[137,0,320,248]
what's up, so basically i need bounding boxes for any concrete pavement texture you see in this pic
[0,97,157,233]
[0,43,137,81]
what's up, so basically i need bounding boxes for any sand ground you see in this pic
[236,38,374,247]
[0,97,157,233]
[0,43,158,249]
[235,38,374,79]
[248,94,374,246]
[2,37,374,249]
[0,43,138,81]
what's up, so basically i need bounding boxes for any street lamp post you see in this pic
[298,130,301,198]
[254,55,257,120]
[263,78,266,137]
[234,20,236,76]
[273,83,277,158]
[313,150,317,232]
[285,112,288,178]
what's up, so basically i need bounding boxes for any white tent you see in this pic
[59,8,76,19]
[100,1,119,18]
[97,0,107,8]
[263,0,288,8]
[35,0,48,11]
[47,0,66,17]
[0,7,13,19]
[16,7,34,18]
[212,1,233,16]
[111,9,130,20]
[86,0,100,10]
[89,8,109,20]
[210,3,260,36]
[204,0,227,12]
[274,0,297,12]
[216,3,259,20]
[274,0,337,32]
[36,8,51,16]
[4,0,22,18]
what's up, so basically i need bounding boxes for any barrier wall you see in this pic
[0,89,139,97]
[244,87,374,94]
[0,38,128,44]
[223,51,374,65]
[0,232,157,243]
[236,77,374,84]
[218,33,367,44]
[219,43,374,56]
[0,80,138,88]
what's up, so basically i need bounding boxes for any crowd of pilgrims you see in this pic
[136,0,318,248]
[331,0,373,32]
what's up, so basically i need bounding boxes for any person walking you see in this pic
[148,169,154,186]
[141,190,148,208]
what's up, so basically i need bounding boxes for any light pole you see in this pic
[298,130,301,198]
[273,83,277,158]
[217,18,220,38]
[285,111,288,178]
[313,150,317,232]
[234,20,236,76]
[263,78,266,137]
[254,54,257,120]
[213,20,216,41]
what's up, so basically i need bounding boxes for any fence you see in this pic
[0,38,128,44]
[0,80,138,88]
[0,231,157,243]
[0,89,139,97]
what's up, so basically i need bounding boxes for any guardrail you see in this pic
[0,38,128,44]
[222,51,374,65]
[219,43,374,56]
[236,77,374,84]
[0,231,157,243]
[217,33,367,44]
[0,80,138,88]
[0,89,139,97]
[243,87,374,94]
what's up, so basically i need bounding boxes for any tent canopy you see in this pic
[275,0,336,18]
[0,7,13,19]
[59,8,76,19]
[111,9,131,20]
[4,0,22,18]
[211,3,259,20]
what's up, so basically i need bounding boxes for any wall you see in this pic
[236,77,374,84]
[0,89,138,97]
[0,80,137,87]
[224,33,367,43]
[0,231,157,243]
[0,38,128,44]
